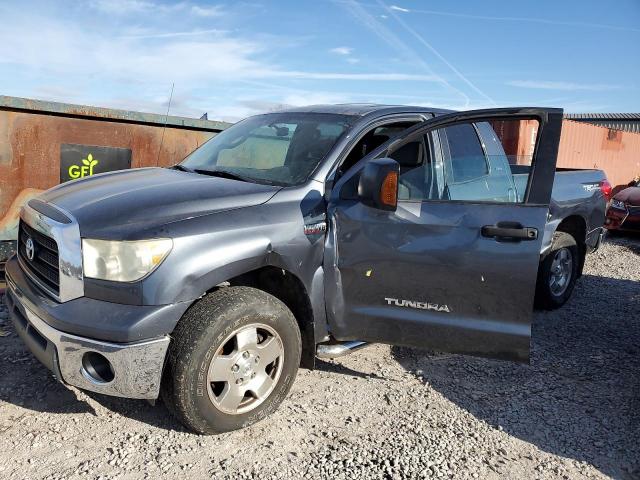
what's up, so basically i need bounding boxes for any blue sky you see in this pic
[0,0,638,121]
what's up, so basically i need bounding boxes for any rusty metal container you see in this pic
[0,96,230,244]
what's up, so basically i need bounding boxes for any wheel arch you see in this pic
[554,215,587,276]
[173,265,317,369]
[225,266,316,369]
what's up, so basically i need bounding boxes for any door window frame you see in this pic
[357,109,561,207]
[325,113,431,184]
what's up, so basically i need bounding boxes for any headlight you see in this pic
[82,238,173,282]
[610,199,627,211]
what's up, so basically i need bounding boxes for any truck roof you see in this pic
[278,103,455,117]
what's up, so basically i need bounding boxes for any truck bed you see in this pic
[512,165,607,256]
[512,166,606,203]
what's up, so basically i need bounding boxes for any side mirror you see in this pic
[358,158,400,211]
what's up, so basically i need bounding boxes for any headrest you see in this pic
[362,134,390,155]
[392,141,422,167]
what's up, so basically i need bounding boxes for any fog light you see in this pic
[81,352,115,384]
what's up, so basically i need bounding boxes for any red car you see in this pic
[605,186,640,232]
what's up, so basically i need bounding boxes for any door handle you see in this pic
[481,223,538,241]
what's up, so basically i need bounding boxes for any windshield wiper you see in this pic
[193,169,253,183]
[171,164,193,172]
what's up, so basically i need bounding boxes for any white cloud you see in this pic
[120,29,226,39]
[507,80,620,91]
[0,20,441,85]
[90,0,223,17]
[389,5,410,13]
[329,46,360,64]
[0,12,263,84]
[190,5,223,17]
[89,0,161,14]
[266,71,439,81]
[329,46,353,55]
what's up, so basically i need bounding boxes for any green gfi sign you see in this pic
[60,144,132,183]
[68,153,99,179]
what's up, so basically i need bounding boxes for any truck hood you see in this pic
[38,167,281,238]
[614,186,640,205]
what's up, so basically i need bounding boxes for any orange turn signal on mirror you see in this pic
[380,171,398,208]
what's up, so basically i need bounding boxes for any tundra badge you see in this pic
[385,297,451,313]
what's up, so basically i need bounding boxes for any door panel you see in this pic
[324,108,563,362]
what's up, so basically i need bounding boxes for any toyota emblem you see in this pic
[25,237,35,261]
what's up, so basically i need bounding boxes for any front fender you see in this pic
[139,189,326,306]
[142,229,275,305]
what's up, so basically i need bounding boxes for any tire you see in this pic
[534,232,579,310]
[161,286,301,434]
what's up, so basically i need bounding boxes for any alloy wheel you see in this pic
[207,323,284,415]
[549,247,573,296]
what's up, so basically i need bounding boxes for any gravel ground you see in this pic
[0,236,638,480]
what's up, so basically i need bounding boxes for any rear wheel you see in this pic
[161,287,301,434]
[535,232,579,310]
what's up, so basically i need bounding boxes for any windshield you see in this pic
[180,112,354,186]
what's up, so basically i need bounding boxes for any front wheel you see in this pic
[535,232,579,310]
[161,287,301,434]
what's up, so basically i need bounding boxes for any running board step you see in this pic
[316,341,368,359]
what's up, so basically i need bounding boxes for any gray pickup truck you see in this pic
[5,105,607,434]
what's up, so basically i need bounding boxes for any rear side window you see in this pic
[430,119,540,203]
[442,123,488,183]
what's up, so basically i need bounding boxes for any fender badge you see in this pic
[304,222,327,235]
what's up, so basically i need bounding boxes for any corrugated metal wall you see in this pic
[557,120,640,188]
[564,113,640,134]
[494,118,640,189]
[1,100,229,242]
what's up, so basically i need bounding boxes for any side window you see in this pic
[434,119,539,203]
[388,138,437,201]
[442,123,488,183]
[338,120,422,177]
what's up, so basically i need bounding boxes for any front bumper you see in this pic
[605,207,640,231]
[5,267,170,400]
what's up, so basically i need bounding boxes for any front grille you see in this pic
[18,220,60,296]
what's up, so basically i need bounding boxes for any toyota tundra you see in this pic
[5,105,607,433]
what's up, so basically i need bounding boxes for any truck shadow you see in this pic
[315,358,387,380]
[391,272,640,479]
[0,334,191,432]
